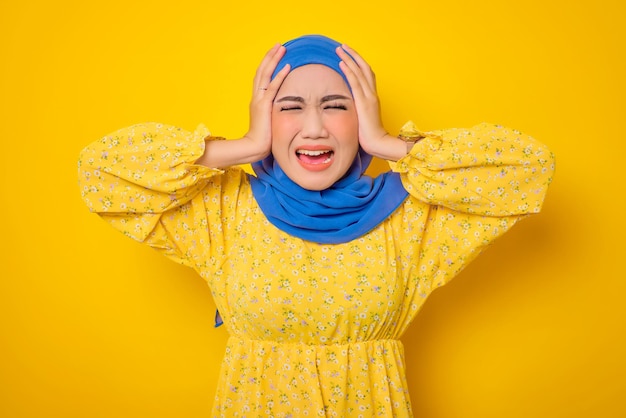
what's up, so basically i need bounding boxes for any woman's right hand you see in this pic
[196,44,290,168]
[243,43,291,160]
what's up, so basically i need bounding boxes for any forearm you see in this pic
[362,133,410,162]
[195,136,270,168]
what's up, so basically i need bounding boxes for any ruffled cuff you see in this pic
[389,130,443,174]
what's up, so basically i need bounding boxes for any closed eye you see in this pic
[280,106,302,111]
[321,95,351,110]
[276,96,304,111]
[323,104,347,110]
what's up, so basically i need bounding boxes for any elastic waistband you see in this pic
[227,335,403,350]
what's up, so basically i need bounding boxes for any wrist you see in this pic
[363,133,407,162]
[241,135,272,163]
[197,135,271,168]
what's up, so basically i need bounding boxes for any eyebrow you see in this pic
[276,96,305,103]
[320,94,351,103]
[275,94,351,104]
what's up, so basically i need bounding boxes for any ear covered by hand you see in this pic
[244,44,291,160]
[337,45,408,161]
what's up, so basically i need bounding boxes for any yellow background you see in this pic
[1,0,624,417]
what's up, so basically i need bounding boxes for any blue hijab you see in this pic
[249,35,408,244]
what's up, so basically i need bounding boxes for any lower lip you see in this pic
[297,155,333,172]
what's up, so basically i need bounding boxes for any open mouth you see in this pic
[296,149,334,165]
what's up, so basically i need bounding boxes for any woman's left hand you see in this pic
[337,45,407,161]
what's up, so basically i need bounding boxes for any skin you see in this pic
[270,64,359,190]
[195,43,408,186]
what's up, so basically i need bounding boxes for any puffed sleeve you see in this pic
[77,122,227,266]
[390,122,555,216]
[390,123,555,298]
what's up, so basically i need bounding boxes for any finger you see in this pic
[337,45,376,92]
[336,47,370,94]
[337,49,370,98]
[253,44,280,85]
[341,44,371,73]
[338,59,365,98]
[253,44,286,91]
[267,63,290,93]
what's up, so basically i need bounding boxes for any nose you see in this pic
[300,109,329,139]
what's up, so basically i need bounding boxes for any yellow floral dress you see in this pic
[78,122,554,417]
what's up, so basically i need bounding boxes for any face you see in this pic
[271,64,359,191]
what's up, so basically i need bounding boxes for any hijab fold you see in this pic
[250,149,408,244]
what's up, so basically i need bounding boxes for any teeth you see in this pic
[296,149,331,156]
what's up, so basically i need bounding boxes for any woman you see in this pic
[78,35,554,417]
